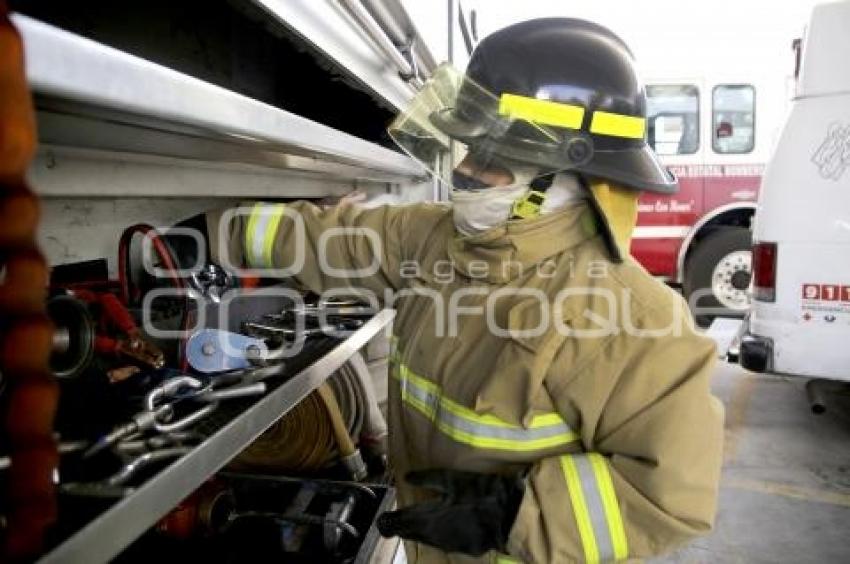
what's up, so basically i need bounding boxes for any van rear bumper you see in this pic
[739,333,773,373]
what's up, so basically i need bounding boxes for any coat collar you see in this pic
[447,202,599,284]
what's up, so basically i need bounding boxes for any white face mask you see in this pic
[451,183,529,236]
[450,171,586,236]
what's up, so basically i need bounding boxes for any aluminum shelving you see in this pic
[249,0,430,112]
[38,309,396,564]
[13,14,426,194]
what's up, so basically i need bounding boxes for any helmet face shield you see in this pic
[389,64,594,192]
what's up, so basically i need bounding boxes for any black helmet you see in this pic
[429,18,677,193]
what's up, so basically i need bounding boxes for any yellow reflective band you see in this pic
[561,453,629,563]
[529,412,568,428]
[561,455,600,563]
[245,203,261,266]
[589,111,646,139]
[390,360,579,452]
[495,556,521,564]
[499,93,585,129]
[262,205,285,269]
[589,453,629,560]
[245,203,285,269]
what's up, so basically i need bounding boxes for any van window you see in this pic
[646,84,699,155]
[713,84,755,154]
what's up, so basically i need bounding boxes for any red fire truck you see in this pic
[633,75,791,320]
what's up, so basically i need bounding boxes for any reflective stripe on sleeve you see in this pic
[560,453,629,563]
[244,203,286,269]
[390,360,578,452]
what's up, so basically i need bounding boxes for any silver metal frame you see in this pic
[360,0,437,77]
[30,146,393,199]
[13,14,425,182]
[38,309,395,564]
[250,0,421,111]
[339,0,419,84]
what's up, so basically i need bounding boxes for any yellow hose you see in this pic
[316,382,357,459]
[230,382,356,473]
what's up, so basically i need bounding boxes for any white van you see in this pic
[739,0,850,383]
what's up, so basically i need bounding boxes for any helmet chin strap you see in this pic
[510,171,555,220]
[450,169,587,237]
[510,170,588,220]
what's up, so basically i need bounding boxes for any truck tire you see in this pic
[683,227,752,326]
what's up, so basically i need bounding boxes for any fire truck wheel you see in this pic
[684,227,752,326]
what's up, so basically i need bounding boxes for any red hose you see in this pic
[117,223,191,368]
[118,223,184,307]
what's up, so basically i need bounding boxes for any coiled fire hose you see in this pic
[332,351,387,456]
[230,352,387,479]
[0,4,60,559]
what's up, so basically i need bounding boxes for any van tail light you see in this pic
[752,242,777,302]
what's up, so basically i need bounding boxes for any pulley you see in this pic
[47,294,96,379]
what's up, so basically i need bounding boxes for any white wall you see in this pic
[468,0,820,81]
[401,0,450,63]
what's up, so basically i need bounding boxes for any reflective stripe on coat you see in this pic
[209,200,724,563]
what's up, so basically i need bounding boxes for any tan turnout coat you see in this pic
[209,200,724,563]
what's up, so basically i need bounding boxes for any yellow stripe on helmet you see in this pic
[498,93,646,141]
[590,110,646,139]
[498,93,585,130]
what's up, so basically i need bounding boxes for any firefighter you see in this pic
[201,18,723,563]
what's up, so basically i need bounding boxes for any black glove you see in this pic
[377,468,525,556]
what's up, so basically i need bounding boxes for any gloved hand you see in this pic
[167,213,235,300]
[376,468,525,556]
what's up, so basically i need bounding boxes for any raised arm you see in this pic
[207,200,427,298]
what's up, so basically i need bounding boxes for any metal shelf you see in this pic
[38,309,396,564]
[12,14,425,188]
[248,0,421,112]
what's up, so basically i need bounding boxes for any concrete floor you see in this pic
[655,362,850,564]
